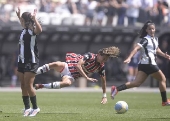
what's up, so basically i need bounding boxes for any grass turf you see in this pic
[0,91,170,121]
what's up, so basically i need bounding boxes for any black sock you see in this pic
[22,96,30,109]
[30,96,38,109]
[117,84,127,91]
[161,91,167,102]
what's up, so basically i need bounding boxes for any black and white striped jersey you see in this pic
[18,28,39,63]
[138,35,159,65]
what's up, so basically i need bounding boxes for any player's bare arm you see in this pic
[76,59,98,82]
[16,7,24,28]
[31,9,42,34]
[156,47,170,60]
[124,44,141,63]
[100,75,107,104]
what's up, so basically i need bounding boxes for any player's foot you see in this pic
[111,86,118,99]
[162,99,170,106]
[23,108,32,117]
[29,108,40,117]
[35,84,44,90]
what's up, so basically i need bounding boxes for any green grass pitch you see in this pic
[0,91,170,121]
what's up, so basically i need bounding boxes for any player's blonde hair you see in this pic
[98,46,120,57]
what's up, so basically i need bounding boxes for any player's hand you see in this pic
[165,52,170,60]
[124,58,131,64]
[86,77,98,82]
[16,7,21,17]
[31,9,37,21]
[101,97,107,104]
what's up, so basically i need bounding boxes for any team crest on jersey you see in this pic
[84,54,89,60]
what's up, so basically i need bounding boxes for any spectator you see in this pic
[95,0,107,26]
[65,0,78,14]
[75,0,86,14]
[149,0,168,26]
[84,0,97,25]
[116,0,127,26]
[126,0,141,26]
[0,0,14,23]
[54,0,70,14]
[138,0,154,24]
[39,0,53,13]
[105,0,117,26]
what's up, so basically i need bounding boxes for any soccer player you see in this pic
[111,20,170,106]
[35,46,120,104]
[16,7,42,116]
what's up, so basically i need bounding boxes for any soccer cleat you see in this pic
[29,108,40,117]
[162,99,170,106]
[111,86,118,99]
[35,84,44,90]
[23,108,32,117]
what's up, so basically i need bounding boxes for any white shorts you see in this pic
[60,63,75,82]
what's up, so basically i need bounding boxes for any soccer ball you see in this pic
[114,101,128,114]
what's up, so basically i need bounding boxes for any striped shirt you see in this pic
[18,28,39,63]
[66,52,105,79]
[138,35,159,65]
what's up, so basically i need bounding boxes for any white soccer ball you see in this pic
[114,101,128,114]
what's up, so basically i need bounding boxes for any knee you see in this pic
[24,84,32,90]
[161,78,166,83]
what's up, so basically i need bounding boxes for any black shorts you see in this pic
[138,64,159,75]
[17,62,39,74]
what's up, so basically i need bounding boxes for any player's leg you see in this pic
[125,71,148,89]
[111,71,148,99]
[36,61,65,75]
[151,70,170,106]
[18,63,32,116]
[35,76,73,89]
[24,72,40,116]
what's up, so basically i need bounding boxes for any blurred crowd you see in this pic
[0,0,170,26]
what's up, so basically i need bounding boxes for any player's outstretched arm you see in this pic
[16,7,24,28]
[100,75,107,104]
[124,44,141,63]
[76,59,98,82]
[31,9,42,34]
[156,47,170,60]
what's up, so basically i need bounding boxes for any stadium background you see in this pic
[0,0,170,88]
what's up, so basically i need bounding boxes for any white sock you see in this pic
[43,82,60,89]
[36,64,50,75]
